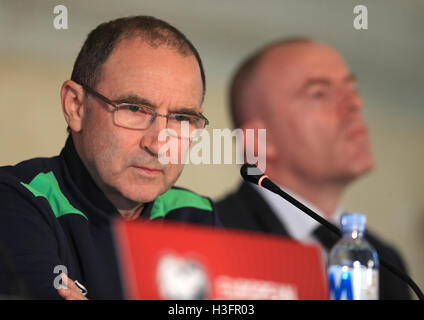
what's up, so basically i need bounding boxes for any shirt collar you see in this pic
[253,183,342,243]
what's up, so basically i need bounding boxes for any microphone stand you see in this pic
[240,164,424,300]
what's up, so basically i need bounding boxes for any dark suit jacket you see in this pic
[216,182,411,300]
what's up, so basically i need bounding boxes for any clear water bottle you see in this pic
[328,213,379,300]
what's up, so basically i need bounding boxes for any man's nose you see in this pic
[338,88,363,118]
[139,115,169,157]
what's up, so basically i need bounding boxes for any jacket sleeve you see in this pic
[0,183,64,299]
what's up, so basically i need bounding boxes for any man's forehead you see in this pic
[103,39,198,73]
[265,41,342,63]
[96,39,203,106]
[260,42,349,80]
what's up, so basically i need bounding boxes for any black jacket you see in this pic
[0,137,220,299]
[216,182,411,300]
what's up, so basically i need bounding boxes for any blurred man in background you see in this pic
[217,38,411,299]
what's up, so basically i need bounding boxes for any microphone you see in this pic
[240,164,341,237]
[240,163,424,300]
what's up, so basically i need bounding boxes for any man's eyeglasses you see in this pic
[79,83,209,140]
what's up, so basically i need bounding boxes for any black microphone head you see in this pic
[240,163,265,185]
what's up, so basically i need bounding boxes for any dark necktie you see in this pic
[312,224,340,251]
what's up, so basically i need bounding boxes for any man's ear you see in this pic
[61,80,87,133]
[241,118,278,163]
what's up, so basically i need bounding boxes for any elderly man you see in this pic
[0,16,219,299]
[217,38,411,299]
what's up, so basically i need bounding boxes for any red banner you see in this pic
[113,220,328,300]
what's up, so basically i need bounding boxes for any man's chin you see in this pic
[349,156,375,179]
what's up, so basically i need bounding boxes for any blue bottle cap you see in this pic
[340,212,366,233]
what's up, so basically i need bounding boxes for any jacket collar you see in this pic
[238,182,290,237]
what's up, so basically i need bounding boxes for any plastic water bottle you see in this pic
[328,213,379,300]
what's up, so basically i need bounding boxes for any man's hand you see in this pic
[57,273,88,300]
